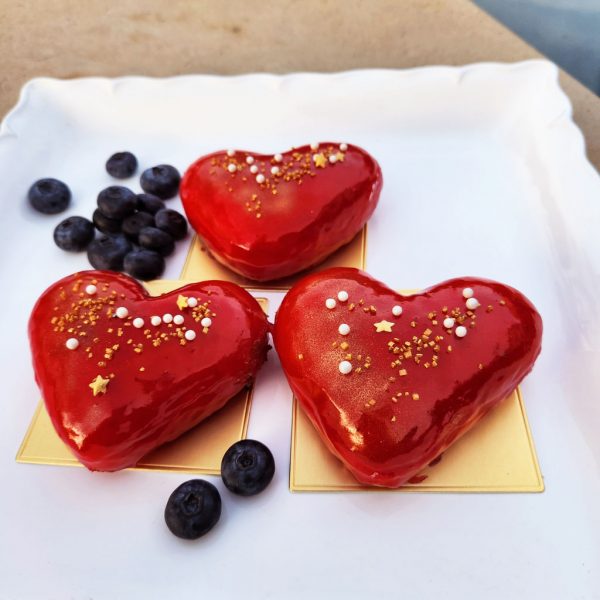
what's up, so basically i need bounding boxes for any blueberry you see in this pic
[221,440,275,496]
[53,216,95,252]
[138,226,175,257]
[164,479,221,540]
[87,234,132,271]
[28,178,71,214]
[97,186,137,219]
[105,151,138,179]
[123,249,165,281]
[121,211,155,240]
[155,208,188,241]
[92,208,122,234]
[136,193,165,215]
[140,164,181,199]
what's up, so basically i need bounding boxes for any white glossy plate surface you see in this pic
[1,61,599,599]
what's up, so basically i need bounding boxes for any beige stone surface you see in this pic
[1,0,598,169]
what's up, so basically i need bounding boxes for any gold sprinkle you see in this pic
[89,375,109,396]
[298,354,304,360]
[374,320,394,333]
[176,295,188,310]
[340,341,349,350]
[399,369,407,376]
[412,393,420,401]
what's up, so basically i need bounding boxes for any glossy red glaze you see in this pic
[180,143,382,282]
[274,268,543,488]
[29,271,270,471]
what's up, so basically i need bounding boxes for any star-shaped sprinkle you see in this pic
[176,294,189,310]
[313,153,327,168]
[336,152,345,162]
[374,320,394,333]
[89,375,110,396]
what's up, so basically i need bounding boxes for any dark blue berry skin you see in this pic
[28,178,71,214]
[87,234,132,271]
[155,208,188,241]
[97,186,137,220]
[138,226,175,257]
[136,193,165,215]
[221,440,275,496]
[106,151,138,179]
[53,216,95,251]
[121,211,155,240]
[140,164,181,199]
[92,208,122,234]
[164,480,221,540]
[123,249,165,281]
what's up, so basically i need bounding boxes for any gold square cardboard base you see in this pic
[290,388,544,493]
[16,281,268,475]
[181,226,367,291]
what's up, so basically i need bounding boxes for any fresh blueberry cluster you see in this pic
[29,152,188,281]
[164,440,275,540]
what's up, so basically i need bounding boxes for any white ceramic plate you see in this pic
[1,61,599,600]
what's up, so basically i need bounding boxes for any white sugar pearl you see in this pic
[329,154,338,164]
[115,306,128,319]
[201,317,212,328]
[250,165,258,174]
[66,338,79,350]
[455,326,467,338]
[151,315,161,326]
[246,156,254,164]
[187,297,198,308]
[274,153,283,162]
[162,313,173,324]
[338,360,352,375]
[338,323,350,336]
[325,298,336,310]
[271,166,280,175]
[256,174,265,184]
[466,298,480,310]
[337,291,349,302]
[133,317,144,329]
[462,287,474,299]
[184,330,196,341]
[85,284,97,295]
[340,143,348,151]
[227,163,237,173]
[310,142,319,150]
[443,317,455,329]
[226,149,235,157]
[392,305,403,317]
[173,315,184,325]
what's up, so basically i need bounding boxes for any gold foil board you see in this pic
[180,226,367,291]
[290,387,543,493]
[16,280,268,475]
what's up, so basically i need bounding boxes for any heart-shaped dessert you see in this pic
[29,271,270,471]
[180,143,382,282]
[274,268,542,488]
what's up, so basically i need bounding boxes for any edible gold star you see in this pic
[374,320,394,333]
[336,152,345,162]
[89,375,110,396]
[313,153,327,168]
[176,294,189,310]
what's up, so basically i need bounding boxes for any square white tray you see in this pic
[1,61,599,600]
